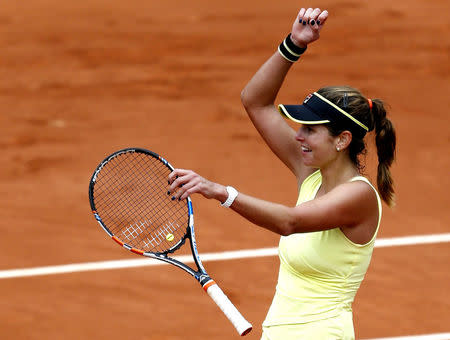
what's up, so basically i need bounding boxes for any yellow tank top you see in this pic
[263,170,382,326]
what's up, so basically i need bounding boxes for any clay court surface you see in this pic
[1,0,449,339]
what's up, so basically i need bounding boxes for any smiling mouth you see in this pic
[301,146,312,152]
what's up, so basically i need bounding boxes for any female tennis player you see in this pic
[168,7,396,339]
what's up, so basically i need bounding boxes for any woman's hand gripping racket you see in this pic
[88,148,252,336]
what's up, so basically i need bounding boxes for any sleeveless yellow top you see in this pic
[263,170,382,326]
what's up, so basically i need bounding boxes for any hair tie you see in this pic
[367,98,373,110]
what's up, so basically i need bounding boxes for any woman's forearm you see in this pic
[241,52,293,110]
[168,170,295,236]
[229,191,295,236]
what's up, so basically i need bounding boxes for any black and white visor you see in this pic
[278,92,369,137]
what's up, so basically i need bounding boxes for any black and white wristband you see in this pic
[220,186,238,208]
[278,33,307,62]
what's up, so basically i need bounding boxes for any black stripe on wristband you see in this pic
[285,33,307,56]
[278,34,307,63]
[278,43,299,62]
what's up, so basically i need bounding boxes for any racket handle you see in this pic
[203,280,252,336]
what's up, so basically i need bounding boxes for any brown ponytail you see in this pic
[317,86,397,207]
[371,99,396,207]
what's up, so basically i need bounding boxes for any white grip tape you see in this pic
[204,282,252,336]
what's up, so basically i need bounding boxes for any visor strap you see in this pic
[313,92,369,132]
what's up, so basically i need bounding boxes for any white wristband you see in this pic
[220,186,238,208]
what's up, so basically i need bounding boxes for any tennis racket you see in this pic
[88,147,252,336]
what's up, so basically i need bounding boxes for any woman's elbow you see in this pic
[240,88,252,110]
[240,87,263,112]
[279,209,302,236]
[279,227,292,237]
[279,223,295,236]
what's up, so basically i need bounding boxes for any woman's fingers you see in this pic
[169,169,191,185]
[302,7,314,24]
[291,7,329,46]
[168,169,214,200]
[168,168,187,185]
[317,10,329,26]
[296,7,328,27]
[297,7,306,23]
[172,176,199,200]
[308,8,321,26]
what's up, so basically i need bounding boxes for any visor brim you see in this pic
[278,104,330,125]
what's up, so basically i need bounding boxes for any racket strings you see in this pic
[93,151,188,254]
[97,155,185,252]
[117,154,186,250]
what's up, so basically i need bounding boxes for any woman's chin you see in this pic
[301,155,314,166]
[302,160,315,167]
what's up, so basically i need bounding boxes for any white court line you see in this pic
[0,233,449,280]
[363,333,450,340]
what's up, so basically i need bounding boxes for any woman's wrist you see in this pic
[278,33,307,63]
[213,184,228,203]
[220,186,239,208]
[289,35,307,49]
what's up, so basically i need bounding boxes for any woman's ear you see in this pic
[336,131,353,151]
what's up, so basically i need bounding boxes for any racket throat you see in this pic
[199,275,213,288]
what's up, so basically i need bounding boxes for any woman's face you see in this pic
[295,124,338,167]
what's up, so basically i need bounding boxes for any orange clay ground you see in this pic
[0,0,449,339]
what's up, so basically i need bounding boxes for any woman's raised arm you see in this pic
[240,8,329,180]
